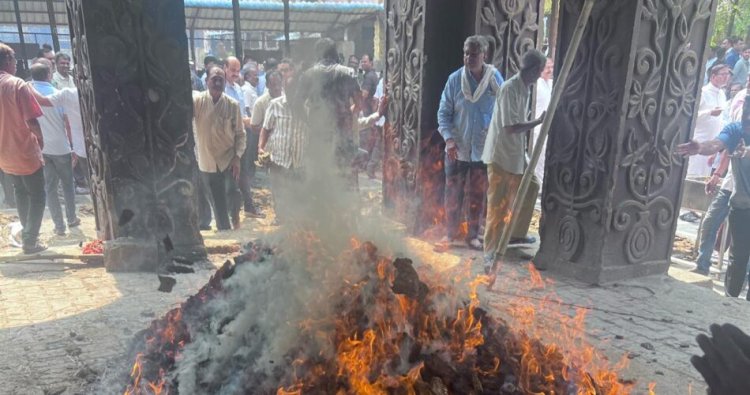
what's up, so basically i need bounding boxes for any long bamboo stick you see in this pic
[0,254,103,264]
[489,0,596,276]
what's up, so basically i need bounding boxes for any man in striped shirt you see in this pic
[259,77,305,224]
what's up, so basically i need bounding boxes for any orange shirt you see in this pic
[0,71,44,175]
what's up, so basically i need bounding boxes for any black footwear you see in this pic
[509,236,537,245]
[68,218,81,227]
[23,242,48,254]
[54,228,66,236]
[679,211,701,223]
[199,224,211,231]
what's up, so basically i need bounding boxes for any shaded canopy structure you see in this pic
[2,0,383,33]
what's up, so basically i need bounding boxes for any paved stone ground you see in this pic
[1,176,748,394]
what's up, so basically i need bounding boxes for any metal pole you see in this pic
[490,0,597,276]
[548,0,560,59]
[283,0,291,57]
[12,0,28,73]
[232,0,243,60]
[46,0,60,52]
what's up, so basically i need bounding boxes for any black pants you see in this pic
[727,207,750,298]
[197,173,213,229]
[8,167,46,247]
[269,163,302,222]
[0,169,15,207]
[73,156,90,188]
[239,129,259,212]
[201,169,241,231]
[444,157,487,241]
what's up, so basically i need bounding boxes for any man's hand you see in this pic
[676,140,700,157]
[691,323,750,395]
[71,152,78,168]
[535,111,546,126]
[710,107,724,117]
[705,174,721,195]
[732,139,747,159]
[230,156,241,182]
[445,138,459,161]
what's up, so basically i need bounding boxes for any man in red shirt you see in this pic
[0,43,47,254]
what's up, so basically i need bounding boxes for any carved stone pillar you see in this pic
[383,0,467,232]
[66,0,205,270]
[474,0,543,77]
[536,0,716,284]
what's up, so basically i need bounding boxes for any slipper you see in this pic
[467,238,483,250]
[679,211,701,223]
[509,236,537,245]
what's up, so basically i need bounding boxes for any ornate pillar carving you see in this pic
[66,0,205,270]
[474,0,543,77]
[536,0,717,283]
[383,0,465,232]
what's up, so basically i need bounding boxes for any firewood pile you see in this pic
[124,241,630,394]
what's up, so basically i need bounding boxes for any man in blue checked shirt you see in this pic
[436,36,503,251]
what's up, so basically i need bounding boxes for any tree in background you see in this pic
[712,0,750,46]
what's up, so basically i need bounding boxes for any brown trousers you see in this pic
[483,163,540,258]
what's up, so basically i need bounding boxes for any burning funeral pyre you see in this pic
[122,237,635,395]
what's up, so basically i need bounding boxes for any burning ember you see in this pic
[122,238,635,394]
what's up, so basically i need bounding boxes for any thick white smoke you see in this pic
[172,63,410,394]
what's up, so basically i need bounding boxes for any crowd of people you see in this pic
[679,36,750,300]
[188,38,387,231]
[5,33,749,295]
[0,37,388,252]
[0,43,87,254]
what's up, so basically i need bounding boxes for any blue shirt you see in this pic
[437,66,504,162]
[256,71,266,96]
[717,121,750,208]
[224,82,248,118]
[726,49,740,68]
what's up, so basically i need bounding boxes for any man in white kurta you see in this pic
[532,58,553,184]
[688,64,730,177]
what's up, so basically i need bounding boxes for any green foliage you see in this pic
[711,0,750,46]
[544,0,552,15]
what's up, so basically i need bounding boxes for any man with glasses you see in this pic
[689,64,732,177]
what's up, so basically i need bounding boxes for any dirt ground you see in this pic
[0,177,739,395]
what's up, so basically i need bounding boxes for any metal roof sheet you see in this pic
[1,0,383,33]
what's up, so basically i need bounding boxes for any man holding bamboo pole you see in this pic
[481,50,547,272]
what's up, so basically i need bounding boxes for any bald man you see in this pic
[225,56,264,218]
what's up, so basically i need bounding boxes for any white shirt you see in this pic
[52,72,75,89]
[374,78,385,127]
[533,77,552,183]
[482,74,530,174]
[242,83,258,119]
[687,83,728,176]
[263,95,305,169]
[48,88,85,158]
[32,81,72,156]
